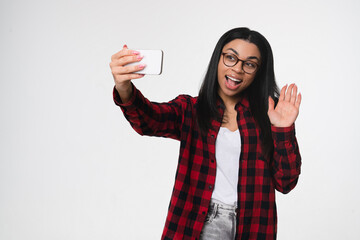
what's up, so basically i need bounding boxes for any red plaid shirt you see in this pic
[114,85,301,240]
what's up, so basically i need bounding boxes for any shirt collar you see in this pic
[235,93,250,109]
[216,93,250,111]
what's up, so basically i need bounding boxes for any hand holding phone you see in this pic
[110,46,163,103]
[127,50,163,75]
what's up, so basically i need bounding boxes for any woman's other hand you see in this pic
[110,45,146,103]
[268,84,301,127]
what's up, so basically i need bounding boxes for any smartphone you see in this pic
[127,50,163,75]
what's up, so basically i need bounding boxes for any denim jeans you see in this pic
[199,199,237,240]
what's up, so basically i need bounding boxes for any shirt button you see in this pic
[211,134,214,138]
[211,159,214,163]
[208,185,213,190]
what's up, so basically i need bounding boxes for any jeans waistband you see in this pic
[209,198,237,213]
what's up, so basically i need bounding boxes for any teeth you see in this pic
[227,76,242,82]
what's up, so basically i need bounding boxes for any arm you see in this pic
[110,45,187,140]
[113,84,187,140]
[270,125,301,193]
[267,84,302,193]
[110,44,145,103]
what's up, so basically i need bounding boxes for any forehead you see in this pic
[222,39,261,59]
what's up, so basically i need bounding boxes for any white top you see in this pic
[211,127,241,205]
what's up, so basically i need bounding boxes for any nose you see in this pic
[232,60,244,73]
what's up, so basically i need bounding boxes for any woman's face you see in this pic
[217,39,261,104]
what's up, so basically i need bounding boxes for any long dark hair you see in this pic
[197,27,279,158]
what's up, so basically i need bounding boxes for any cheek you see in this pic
[247,74,256,83]
[217,64,224,76]
[217,66,225,81]
[243,75,256,88]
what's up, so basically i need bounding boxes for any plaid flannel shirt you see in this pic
[114,84,301,240]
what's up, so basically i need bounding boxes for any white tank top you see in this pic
[212,127,241,205]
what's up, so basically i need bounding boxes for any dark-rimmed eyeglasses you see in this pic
[221,53,259,74]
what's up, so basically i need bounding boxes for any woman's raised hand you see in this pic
[110,45,145,102]
[267,84,301,128]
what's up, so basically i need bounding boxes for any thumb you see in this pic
[268,96,275,113]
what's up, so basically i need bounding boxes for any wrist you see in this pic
[115,82,133,103]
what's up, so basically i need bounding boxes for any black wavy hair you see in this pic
[197,27,279,158]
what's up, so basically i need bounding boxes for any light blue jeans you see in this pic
[199,199,237,240]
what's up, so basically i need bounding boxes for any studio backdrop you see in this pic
[1,0,359,239]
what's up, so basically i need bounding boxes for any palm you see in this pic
[268,84,301,128]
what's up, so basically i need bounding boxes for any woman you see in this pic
[110,27,301,240]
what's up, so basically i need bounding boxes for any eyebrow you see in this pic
[226,48,260,61]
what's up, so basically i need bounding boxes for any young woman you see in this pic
[110,27,301,240]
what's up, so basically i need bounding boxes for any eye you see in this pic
[244,61,256,69]
[225,53,237,62]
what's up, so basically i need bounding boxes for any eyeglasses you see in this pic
[221,53,259,74]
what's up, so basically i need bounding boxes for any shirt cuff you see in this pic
[271,124,296,142]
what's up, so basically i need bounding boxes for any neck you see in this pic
[220,95,241,111]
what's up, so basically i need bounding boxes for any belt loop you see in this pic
[209,202,218,222]
[214,202,218,217]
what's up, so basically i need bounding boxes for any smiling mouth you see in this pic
[226,75,242,86]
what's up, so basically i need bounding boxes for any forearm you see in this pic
[115,81,133,104]
[270,124,301,194]
[113,84,184,140]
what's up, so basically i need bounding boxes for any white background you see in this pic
[1,0,360,239]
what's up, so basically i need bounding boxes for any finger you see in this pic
[285,83,295,102]
[290,84,298,104]
[112,64,146,75]
[110,54,143,69]
[117,54,144,67]
[123,73,145,79]
[113,73,145,84]
[295,93,302,109]
[268,96,275,113]
[279,84,287,101]
[111,47,140,61]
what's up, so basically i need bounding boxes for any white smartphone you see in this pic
[127,49,163,75]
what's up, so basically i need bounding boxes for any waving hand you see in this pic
[268,84,301,127]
